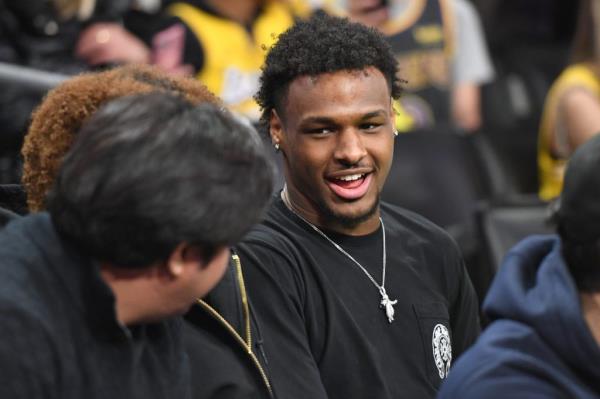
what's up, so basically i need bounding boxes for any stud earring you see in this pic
[274,143,280,151]
[394,130,399,137]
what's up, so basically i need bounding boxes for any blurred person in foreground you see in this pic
[538,0,600,201]
[236,13,480,399]
[21,64,218,212]
[305,0,494,133]
[0,92,273,398]
[17,64,277,398]
[438,133,600,398]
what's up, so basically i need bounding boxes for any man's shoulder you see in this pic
[241,201,459,259]
[0,213,46,270]
[242,199,302,248]
[238,219,303,271]
[381,202,457,246]
[0,213,61,275]
[0,213,53,252]
[0,213,76,320]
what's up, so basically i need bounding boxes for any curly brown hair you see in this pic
[22,64,220,212]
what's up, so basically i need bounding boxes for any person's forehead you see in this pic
[283,67,391,117]
[290,67,387,90]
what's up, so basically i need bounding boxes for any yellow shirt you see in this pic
[538,64,600,200]
[168,1,296,120]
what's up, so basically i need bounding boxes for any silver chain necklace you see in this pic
[281,189,398,323]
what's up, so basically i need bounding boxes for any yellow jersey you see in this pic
[168,1,296,120]
[538,64,600,200]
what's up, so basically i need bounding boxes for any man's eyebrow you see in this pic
[300,110,387,126]
[359,110,387,120]
[299,116,337,126]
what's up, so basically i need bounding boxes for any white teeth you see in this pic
[337,174,363,182]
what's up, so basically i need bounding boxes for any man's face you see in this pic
[164,246,230,317]
[272,67,395,231]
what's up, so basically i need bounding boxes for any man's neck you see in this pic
[580,292,600,346]
[281,187,381,236]
[100,263,158,326]
[203,0,261,26]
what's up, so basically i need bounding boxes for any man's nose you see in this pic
[334,129,367,166]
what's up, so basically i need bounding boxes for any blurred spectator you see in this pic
[438,134,600,398]
[0,0,166,182]
[467,0,579,196]
[305,0,494,133]
[0,0,164,75]
[538,0,600,201]
[154,0,298,121]
[21,64,219,212]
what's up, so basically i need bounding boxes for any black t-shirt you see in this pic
[237,196,480,399]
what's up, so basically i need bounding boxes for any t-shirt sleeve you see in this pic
[0,308,59,399]
[450,0,495,84]
[236,239,329,399]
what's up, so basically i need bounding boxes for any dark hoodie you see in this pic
[438,235,600,398]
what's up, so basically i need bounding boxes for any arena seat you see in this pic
[478,202,554,273]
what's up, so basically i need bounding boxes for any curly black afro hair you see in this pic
[255,12,402,131]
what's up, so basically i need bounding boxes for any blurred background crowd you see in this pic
[0,0,590,306]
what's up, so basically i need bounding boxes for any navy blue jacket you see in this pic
[438,235,600,398]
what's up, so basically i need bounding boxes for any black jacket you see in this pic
[0,213,191,399]
[184,252,274,398]
[0,206,273,398]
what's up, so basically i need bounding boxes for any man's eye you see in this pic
[308,127,333,135]
[360,123,381,131]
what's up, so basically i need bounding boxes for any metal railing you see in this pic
[0,61,69,91]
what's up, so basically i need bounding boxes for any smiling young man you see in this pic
[236,13,480,399]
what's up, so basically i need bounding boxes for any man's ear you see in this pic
[165,243,204,278]
[270,109,285,151]
[389,98,396,127]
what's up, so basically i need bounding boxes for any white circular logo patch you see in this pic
[432,323,452,379]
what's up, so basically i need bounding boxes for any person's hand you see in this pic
[76,23,151,66]
[151,24,194,76]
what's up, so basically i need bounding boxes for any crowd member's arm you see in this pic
[450,0,495,132]
[124,11,202,75]
[236,239,329,399]
[76,11,203,74]
[75,22,151,66]
[556,87,600,151]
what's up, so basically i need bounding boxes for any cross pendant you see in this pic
[379,288,398,323]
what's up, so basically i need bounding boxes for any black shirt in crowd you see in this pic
[0,214,190,399]
[237,196,480,399]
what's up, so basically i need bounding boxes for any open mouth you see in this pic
[326,173,373,200]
